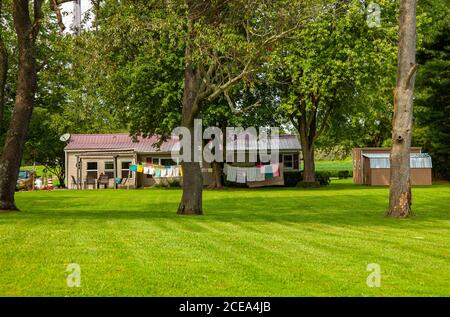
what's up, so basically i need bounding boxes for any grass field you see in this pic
[0,180,449,296]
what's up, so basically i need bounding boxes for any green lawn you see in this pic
[315,158,353,175]
[0,180,449,296]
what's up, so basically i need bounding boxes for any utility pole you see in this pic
[73,0,81,35]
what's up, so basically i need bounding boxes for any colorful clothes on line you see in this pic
[155,168,161,177]
[137,165,144,173]
[130,165,137,172]
[265,165,273,179]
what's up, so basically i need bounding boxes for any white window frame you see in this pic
[104,161,114,179]
[86,161,98,179]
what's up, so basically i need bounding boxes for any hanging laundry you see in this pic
[227,166,237,182]
[137,165,144,173]
[272,164,280,177]
[256,167,265,181]
[236,168,247,183]
[130,165,137,172]
[172,167,180,177]
[155,168,161,177]
[247,167,257,182]
[143,166,150,175]
[180,166,183,177]
[161,168,168,177]
[149,166,155,176]
[265,165,273,179]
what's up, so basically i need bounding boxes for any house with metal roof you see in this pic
[64,133,302,189]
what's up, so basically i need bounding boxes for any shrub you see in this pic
[315,171,331,186]
[284,171,302,187]
[338,170,350,179]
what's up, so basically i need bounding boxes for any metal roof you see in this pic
[226,134,301,151]
[65,134,180,153]
[363,153,432,169]
[65,133,301,153]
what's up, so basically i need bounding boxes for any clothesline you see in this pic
[224,163,280,184]
[130,163,183,178]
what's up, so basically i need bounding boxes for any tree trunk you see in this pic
[177,33,203,215]
[0,0,8,134]
[0,0,39,211]
[387,0,417,218]
[301,144,315,183]
[208,161,223,189]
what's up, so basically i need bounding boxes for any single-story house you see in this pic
[352,147,433,186]
[64,133,302,189]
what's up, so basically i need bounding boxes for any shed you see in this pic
[355,150,432,186]
[352,147,422,184]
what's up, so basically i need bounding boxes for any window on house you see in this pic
[152,158,160,165]
[283,154,293,169]
[161,158,177,166]
[104,162,114,179]
[87,162,98,179]
[121,161,131,178]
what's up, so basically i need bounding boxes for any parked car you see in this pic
[16,170,36,191]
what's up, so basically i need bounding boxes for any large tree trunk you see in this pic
[297,101,317,184]
[387,0,417,218]
[301,143,315,183]
[0,0,39,211]
[0,0,8,134]
[177,34,203,215]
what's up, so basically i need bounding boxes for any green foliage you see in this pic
[414,0,450,179]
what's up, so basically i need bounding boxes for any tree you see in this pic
[90,0,315,215]
[270,0,397,184]
[387,0,418,218]
[0,0,74,211]
[0,0,8,135]
[413,0,450,180]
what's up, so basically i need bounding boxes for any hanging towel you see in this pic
[236,168,247,183]
[272,164,280,177]
[247,167,257,182]
[143,166,150,175]
[149,166,155,176]
[265,165,273,179]
[137,165,144,173]
[161,168,167,177]
[180,166,183,177]
[155,168,161,177]
[227,166,237,182]
[130,165,137,172]
[256,167,265,181]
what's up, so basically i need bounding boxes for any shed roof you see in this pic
[363,153,432,169]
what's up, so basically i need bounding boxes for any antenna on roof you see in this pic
[73,0,82,35]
